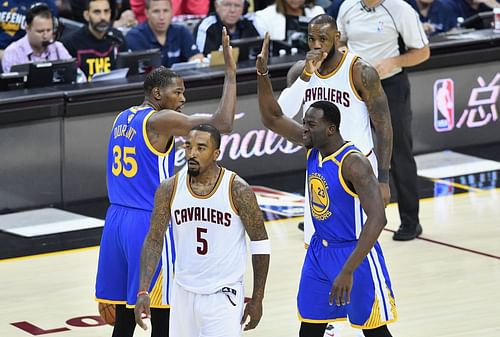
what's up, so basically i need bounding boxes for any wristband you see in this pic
[250,239,271,255]
[378,169,390,184]
[256,69,269,76]
[137,290,149,297]
[302,69,313,77]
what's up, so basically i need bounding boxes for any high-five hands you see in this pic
[222,26,237,73]
[256,32,270,75]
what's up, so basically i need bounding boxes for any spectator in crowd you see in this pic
[253,0,324,51]
[130,0,209,24]
[62,0,127,80]
[2,2,71,72]
[407,0,458,36]
[126,0,204,68]
[325,0,344,19]
[421,0,459,35]
[0,0,58,60]
[194,0,259,56]
[337,0,430,241]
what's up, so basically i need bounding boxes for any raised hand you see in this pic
[256,32,270,75]
[304,49,327,74]
[222,26,236,73]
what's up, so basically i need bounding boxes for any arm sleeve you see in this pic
[277,77,309,118]
[2,47,15,72]
[398,5,429,49]
[56,42,72,60]
[336,3,347,42]
[181,27,201,59]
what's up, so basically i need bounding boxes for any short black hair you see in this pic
[191,124,221,149]
[310,101,341,129]
[85,0,112,11]
[26,2,52,26]
[143,66,181,95]
[309,14,337,30]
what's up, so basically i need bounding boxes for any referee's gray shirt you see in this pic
[337,0,428,79]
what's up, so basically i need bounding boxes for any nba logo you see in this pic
[433,79,454,132]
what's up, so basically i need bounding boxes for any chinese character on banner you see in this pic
[433,78,455,132]
[457,73,500,128]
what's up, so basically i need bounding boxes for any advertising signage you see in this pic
[411,61,500,153]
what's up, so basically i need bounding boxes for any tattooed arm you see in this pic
[134,177,176,330]
[352,58,393,205]
[231,176,270,331]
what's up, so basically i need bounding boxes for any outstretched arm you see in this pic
[134,177,176,330]
[150,27,237,138]
[352,59,393,205]
[256,33,304,145]
[232,176,270,331]
[329,153,387,306]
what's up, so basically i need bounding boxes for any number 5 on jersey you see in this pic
[197,227,208,255]
[112,145,138,178]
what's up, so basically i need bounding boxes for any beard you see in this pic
[188,168,200,177]
[92,20,110,33]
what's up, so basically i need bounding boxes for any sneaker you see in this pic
[392,223,423,241]
[298,221,304,231]
[324,323,336,337]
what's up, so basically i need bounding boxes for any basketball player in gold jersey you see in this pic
[135,124,270,337]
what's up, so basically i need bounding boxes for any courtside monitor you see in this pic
[11,58,77,88]
[116,49,162,76]
[230,36,263,61]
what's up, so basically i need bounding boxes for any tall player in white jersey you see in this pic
[135,124,270,337]
[275,14,393,246]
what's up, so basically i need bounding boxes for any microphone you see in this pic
[106,29,124,45]
[360,0,376,12]
[42,40,54,48]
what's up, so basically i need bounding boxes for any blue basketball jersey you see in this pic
[306,142,365,242]
[107,106,175,210]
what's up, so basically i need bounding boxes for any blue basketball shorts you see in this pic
[297,235,397,329]
[95,204,175,308]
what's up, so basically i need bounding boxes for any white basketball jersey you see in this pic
[303,51,374,154]
[170,167,246,294]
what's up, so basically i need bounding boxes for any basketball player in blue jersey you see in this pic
[135,124,270,337]
[277,15,392,251]
[256,37,397,337]
[95,28,237,337]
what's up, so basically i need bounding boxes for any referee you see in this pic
[337,0,430,241]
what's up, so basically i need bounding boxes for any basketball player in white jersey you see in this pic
[273,14,393,247]
[134,124,270,337]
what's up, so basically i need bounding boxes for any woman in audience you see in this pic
[253,0,324,51]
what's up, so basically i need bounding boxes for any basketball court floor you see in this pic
[1,146,500,337]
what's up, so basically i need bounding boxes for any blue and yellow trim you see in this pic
[297,310,348,323]
[142,110,174,157]
[338,149,360,198]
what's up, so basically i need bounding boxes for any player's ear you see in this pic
[328,124,336,136]
[152,87,161,100]
[213,148,221,161]
[83,10,90,23]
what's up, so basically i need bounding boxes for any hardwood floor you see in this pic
[1,189,499,337]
